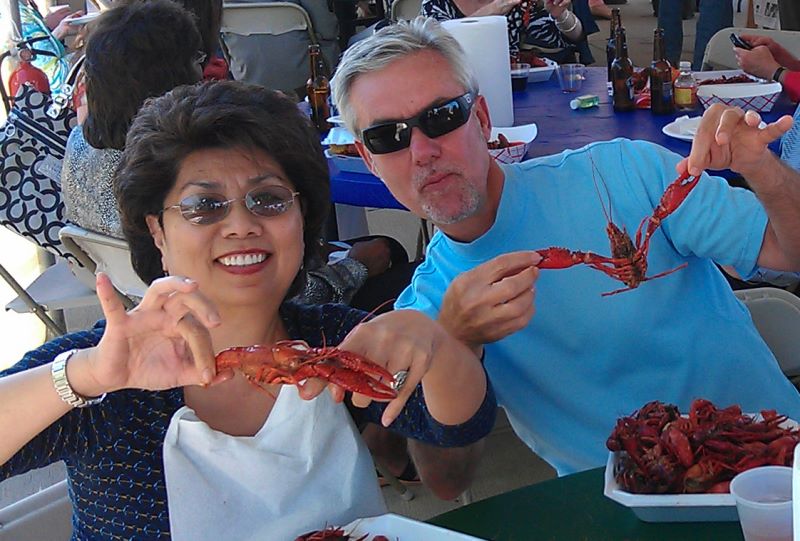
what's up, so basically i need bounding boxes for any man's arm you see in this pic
[683,104,800,270]
[408,438,486,500]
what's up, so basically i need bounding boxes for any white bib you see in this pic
[163,387,386,541]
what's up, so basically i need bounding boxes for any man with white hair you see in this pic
[333,17,800,476]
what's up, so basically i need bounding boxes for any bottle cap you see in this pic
[679,61,691,70]
[570,99,579,110]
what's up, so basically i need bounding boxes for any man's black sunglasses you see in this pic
[361,92,476,155]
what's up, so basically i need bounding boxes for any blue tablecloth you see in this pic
[328,67,796,209]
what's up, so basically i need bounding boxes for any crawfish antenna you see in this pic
[588,150,613,224]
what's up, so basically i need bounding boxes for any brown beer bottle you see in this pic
[606,8,621,82]
[610,27,635,112]
[650,28,674,115]
[306,44,331,132]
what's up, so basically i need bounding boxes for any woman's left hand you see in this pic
[544,0,571,19]
[298,310,485,427]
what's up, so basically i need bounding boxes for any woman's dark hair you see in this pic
[82,0,203,150]
[176,0,223,60]
[115,81,330,298]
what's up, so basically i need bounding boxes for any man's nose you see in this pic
[408,127,441,165]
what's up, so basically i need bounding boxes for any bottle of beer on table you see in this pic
[306,44,331,133]
[650,28,674,115]
[610,27,635,112]
[606,8,621,82]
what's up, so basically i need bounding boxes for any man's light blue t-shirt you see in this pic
[396,138,800,475]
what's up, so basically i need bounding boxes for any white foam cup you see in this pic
[730,466,793,541]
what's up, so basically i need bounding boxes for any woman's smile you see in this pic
[215,249,270,275]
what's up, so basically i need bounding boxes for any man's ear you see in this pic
[355,140,380,178]
[474,94,493,141]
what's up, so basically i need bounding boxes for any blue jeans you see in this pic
[658,0,684,66]
[692,0,733,70]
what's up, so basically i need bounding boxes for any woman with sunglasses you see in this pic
[0,81,494,540]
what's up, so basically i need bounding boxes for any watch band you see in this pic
[51,349,106,408]
[772,66,786,83]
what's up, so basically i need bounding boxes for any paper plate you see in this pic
[488,123,537,164]
[345,513,487,540]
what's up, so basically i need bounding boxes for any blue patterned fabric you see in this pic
[780,103,800,173]
[1,302,496,540]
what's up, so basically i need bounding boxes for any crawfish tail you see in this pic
[215,345,275,371]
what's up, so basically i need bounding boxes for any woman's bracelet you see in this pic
[554,11,579,34]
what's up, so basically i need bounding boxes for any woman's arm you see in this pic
[0,274,225,466]
[546,0,583,41]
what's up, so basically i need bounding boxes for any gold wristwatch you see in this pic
[51,349,106,408]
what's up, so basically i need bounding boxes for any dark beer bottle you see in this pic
[606,8,621,82]
[306,44,331,132]
[610,27,635,112]
[650,28,674,115]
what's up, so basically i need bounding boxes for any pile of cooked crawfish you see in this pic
[487,133,521,150]
[606,398,800,494]
[294,527,389,541]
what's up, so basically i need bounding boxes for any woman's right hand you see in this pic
[740,34,800,70]
[83,273,228,395]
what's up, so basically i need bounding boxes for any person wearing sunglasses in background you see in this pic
[0,81,495,540]
[333,17,800,478]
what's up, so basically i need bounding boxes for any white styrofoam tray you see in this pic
[346,513,487,540]
[528,58,557,83]
[604,452,738,522]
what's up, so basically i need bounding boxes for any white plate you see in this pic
[321,126,355,146]
[793,445,800,540]
[605,415,799,523]
[662,115,767,142]
[327,115,345,125]
[66,12,101,25]
[325,149,371,175]
[345,513,487,540]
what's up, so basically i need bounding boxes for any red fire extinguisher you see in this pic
[8,47,50,99]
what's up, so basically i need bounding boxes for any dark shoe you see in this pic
[377,459,421,487]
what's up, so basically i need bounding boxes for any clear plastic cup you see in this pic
[556,63,586,93]
[730,466,793,541]
[510,63,530,93]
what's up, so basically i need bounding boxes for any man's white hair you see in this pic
[332,17,479,138]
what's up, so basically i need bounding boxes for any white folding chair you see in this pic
[734,287,800,378]
[4,258,99,336]
[59,225,147,307]
[0,479,72,541]
[701,27,800,70]
[391,0,421,21]
[220,2,321,93]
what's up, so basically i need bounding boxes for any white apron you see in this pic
[163,387,387,541]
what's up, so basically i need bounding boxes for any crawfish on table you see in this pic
[607,398,800,494]
[216,340,397,400]
[294,527,389,541]
[534,160,700,296]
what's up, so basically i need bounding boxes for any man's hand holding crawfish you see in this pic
[299,310,487,428]
[682,103,800,269]
[66,274,230,400]
[438,251,541,354]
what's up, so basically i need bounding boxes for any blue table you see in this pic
[328,66,796,209]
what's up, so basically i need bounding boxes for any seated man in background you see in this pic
[332,17,800,477]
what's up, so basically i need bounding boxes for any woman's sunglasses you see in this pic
[361,92,476,155]
[162,185,299,225]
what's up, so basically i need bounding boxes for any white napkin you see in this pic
[163,387,386,541]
